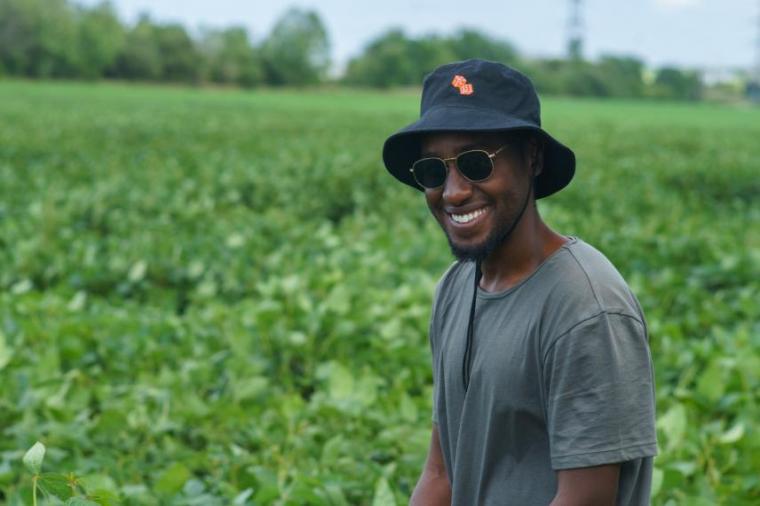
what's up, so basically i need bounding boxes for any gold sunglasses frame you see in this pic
[409,144,509,189]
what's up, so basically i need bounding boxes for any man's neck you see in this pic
[479,210,567,293]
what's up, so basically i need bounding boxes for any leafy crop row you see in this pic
[0,81,758,504]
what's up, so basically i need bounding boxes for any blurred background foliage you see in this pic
[0,0,721,101]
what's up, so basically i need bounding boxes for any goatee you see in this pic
[445,214,519,263]
[446,182,535,263]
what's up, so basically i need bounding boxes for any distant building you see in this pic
[696,65,758,103]
[700,66,744,86]
[748,81,760,103]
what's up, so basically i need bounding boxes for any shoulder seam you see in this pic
[434,260,467,303]
[542,310,646,363]
[441,260,463,282]
[565,246,603,310]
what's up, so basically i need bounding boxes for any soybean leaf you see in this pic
[87,489,120,506]
[66,498,100,506]
[38,472,75,500]
[0,331,12,370]
[656,403,687,451]
[372,476,396,506]
[154,462,191,495]
[718,423,744,444]
[22,442,45,475]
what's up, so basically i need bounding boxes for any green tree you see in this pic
[526,57,644,99]
[447,29,519,65]
[344,29,457,88]
[77,1,125,79]
[0,0,80,77]
[199,27,262,87]
[344,28,522,88]
[560,61,611,97]
[153,23,200,82]
[521,58,565,95]
[112,17,199,82]
[261,8,330,85]
[596,55,644,98]
[112,15,162,80]
[410,34,457,77]
[652,67,703,100]
[344,29,418,87]
[525,59,611,97]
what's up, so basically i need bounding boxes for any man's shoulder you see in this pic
[432,260,472,303]
[557,238,639,308]
[536,237,647,336]
[429,237,646,331]
[550,237,626,283]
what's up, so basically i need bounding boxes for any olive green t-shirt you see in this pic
[430,237,657,505]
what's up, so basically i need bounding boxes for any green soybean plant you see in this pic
[23,442,118,506]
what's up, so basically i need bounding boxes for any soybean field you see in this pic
[0,81,758,505]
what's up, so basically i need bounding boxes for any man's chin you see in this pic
[446,223,514,263]
[447,237,492,263]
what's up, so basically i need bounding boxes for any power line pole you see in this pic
[755,0,760,82]
[750,0,760,102]
[567,0,584,61]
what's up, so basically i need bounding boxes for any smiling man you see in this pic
[382,60,657,505]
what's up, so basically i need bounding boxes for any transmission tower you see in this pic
[755,0,760,82]
[567,0,584,60]
[750,0,760,102]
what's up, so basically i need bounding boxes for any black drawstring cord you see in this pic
[462,260,483,392]
[460,173,535,393]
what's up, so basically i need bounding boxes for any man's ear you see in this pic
[527,136,544,177]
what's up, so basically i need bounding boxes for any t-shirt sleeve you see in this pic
[542,311,658,470]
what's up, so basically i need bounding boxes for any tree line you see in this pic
[0,0,329,87]
[343,30,703,101]
[0,0,704,100]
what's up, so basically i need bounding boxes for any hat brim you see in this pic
[382,105,575,199]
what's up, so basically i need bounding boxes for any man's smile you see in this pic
[445,206,491,232]
[449,206,488,224]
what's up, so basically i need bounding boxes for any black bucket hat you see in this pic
[382,59,575,199]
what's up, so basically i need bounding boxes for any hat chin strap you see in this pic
[462,173,535,392]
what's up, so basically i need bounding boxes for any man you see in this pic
[381,59,657,505]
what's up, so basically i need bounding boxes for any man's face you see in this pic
[420,131,534,262]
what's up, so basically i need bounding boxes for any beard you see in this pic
[445,180,534,263]
[445,210,521,263]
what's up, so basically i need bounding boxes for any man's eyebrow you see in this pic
[420,143,485,158]
[459,143,484,152]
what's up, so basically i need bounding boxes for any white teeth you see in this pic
[451,208,486,224]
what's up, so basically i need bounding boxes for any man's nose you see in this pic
[442,161,473,205]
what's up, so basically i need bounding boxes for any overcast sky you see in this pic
[75,0,759,70]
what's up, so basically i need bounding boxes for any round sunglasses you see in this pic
[409,145,509,189]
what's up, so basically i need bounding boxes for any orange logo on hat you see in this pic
[459,83,473,95]
[451,74,474,95]
[451,75,467,88]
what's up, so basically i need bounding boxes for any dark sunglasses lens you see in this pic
[413,158,447,188]
[457,151,493,181]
